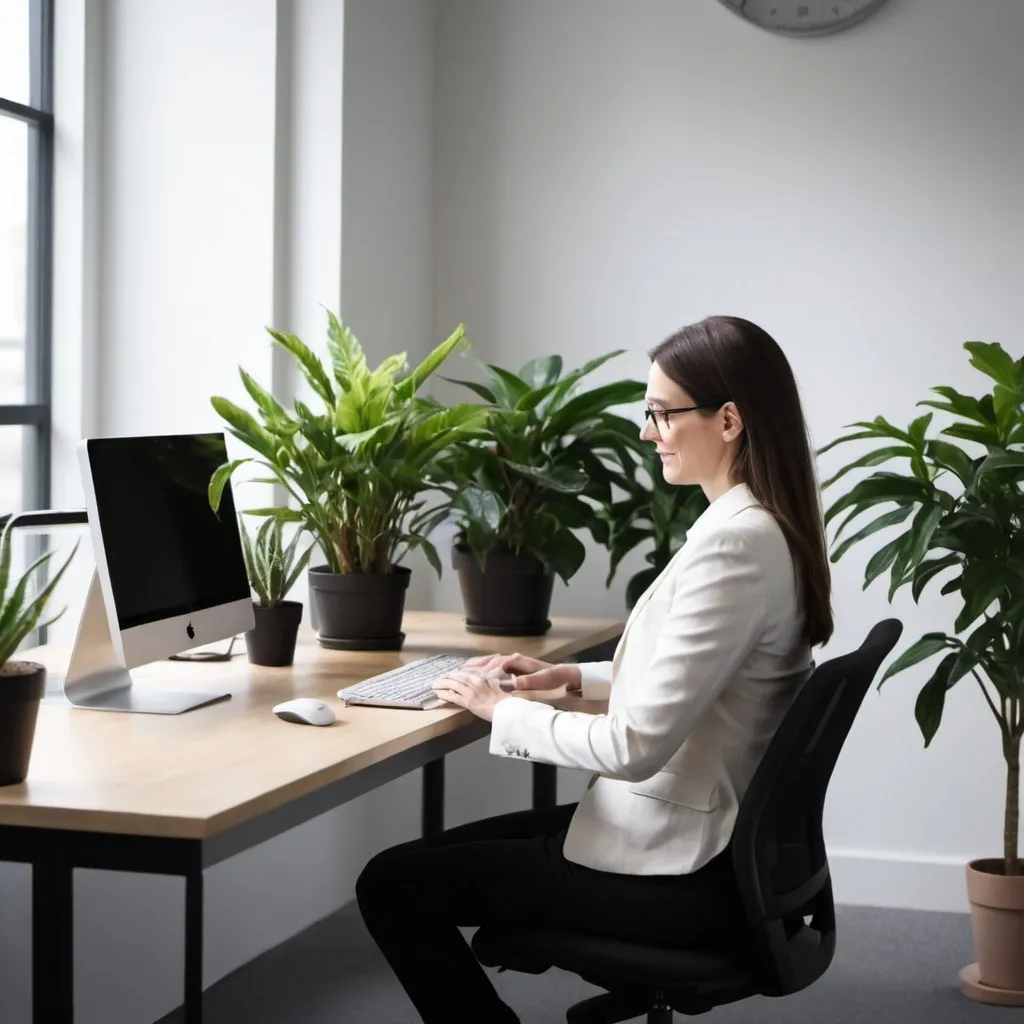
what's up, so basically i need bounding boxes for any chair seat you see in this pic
[472,925,760,998]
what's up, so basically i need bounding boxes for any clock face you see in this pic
[717,0,890,36]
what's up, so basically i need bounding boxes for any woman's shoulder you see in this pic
[701,505,794,575]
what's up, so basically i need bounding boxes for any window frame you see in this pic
[0,0,55,515]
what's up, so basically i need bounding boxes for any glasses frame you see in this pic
[643,403,721,433]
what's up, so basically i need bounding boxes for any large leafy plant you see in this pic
[239,517,313,608]
[598,447,708,608]
[820,341,1024,876]
[438,352,645,583]
[0,521,78,669]
[209,311,485,576]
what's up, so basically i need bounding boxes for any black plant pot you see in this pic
[308,564,411,651]
[0,661,45,786]
[452,543,554,636]
[245,601,303,667]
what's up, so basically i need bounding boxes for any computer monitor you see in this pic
[49,432,255,714]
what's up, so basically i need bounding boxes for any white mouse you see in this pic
[273,697,336,726]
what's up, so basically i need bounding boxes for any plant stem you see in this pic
[1006,730,1020,876]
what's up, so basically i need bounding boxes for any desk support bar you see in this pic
[184,866,204,1024]
[33,858,74,1023]
[422,759,445,836]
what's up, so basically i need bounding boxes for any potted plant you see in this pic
[439,352,644,634]
[819,341,1024,1004]
[0,522,77,786]
[598,446,708,609]
[239,516,313,666]
[209,310,485,651]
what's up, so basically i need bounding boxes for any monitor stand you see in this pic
[44,572,232,714]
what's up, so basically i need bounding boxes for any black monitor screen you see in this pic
[86,433,251,630]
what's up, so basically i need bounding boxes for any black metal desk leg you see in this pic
[33,859,74,1023]
[532,763,557,809]
[422,757,445,836]
[184,868,204,1024]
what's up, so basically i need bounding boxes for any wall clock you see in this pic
[716,0,890,37]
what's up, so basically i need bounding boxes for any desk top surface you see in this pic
[0,612,621,839]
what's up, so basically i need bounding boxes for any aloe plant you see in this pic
[436,352,645,583]
[209,310,486,576]
[820,341,1024,876]
[239,517,313,608]
[0,521,78,669]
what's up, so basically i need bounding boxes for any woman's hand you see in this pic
[432,668,510,722]
[463,652,582,694]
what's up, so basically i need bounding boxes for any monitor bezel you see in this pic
[78,432,255,669]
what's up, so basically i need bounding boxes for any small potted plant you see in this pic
[819,341,1024,1003]
[239,516,313,666]
[439,352,644,634]
[0,520,77,786]
[210,309,484,651]
[598,447,708,609]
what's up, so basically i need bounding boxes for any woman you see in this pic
[356,315,833,1023]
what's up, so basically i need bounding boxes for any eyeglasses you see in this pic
[643,404,719,434]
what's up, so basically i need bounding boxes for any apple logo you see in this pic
[186,621,195,640]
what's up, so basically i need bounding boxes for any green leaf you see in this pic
[955,563,1009,632]
[440,377,497,404]
[820,447,918,490]
[915,653,958,747]
[208,458,252,514]
[830,504,913,562]
[925,439,975,486]
[483,365,532,408]
[823,473,933,528]
[546,381,645,438]
[243,507,304,521]
[965,341,1019,390]
[941,421,1001,448]
[518,355,563,390]
[863,533,907,590]
[878,631,954,687]
[908,412,933,448]
[506,461,588,494]
[453,487,505,533]
[395,324,468,400]
[889,501,944,600]
[538,529,587,584]
[420,538,443,579]
[266,327,335,406]
[911,552,960,602]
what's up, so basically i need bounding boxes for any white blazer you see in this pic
[488,482,814,876]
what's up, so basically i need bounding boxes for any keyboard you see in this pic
[337,654,470,709]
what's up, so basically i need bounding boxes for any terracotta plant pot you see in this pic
[960,858,1024,1005]
[0,661,46,787]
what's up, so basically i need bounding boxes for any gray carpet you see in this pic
[161,903,1009,1023]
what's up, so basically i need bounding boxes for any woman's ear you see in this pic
[721,401,744,443]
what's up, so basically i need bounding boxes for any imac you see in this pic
[49,431,255,713]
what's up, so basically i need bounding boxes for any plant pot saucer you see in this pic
[317,632,405,652]
[464,620,551,637]
[959,963,1024,1006]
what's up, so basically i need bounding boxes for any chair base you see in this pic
[566,991,675,1024]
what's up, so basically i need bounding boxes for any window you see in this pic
[0,0,54,520]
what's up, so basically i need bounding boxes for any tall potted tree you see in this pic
[438,352,644,634]
[819,341,1024,1004]
[0,522,77,785]
[210,310,484,651]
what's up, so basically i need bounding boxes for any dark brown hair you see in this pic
[649,315,833,647]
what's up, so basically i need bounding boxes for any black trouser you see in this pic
[355,801,746,1023]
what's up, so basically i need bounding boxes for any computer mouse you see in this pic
[272,697,336,726]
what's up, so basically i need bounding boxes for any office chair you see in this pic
[472,618,904,1023]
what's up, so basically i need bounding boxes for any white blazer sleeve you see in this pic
[488,529,768,782]
[577,661,613,700]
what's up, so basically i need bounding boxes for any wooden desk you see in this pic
[0,612,622,1024]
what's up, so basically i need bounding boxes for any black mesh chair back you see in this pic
[730,617,904,997]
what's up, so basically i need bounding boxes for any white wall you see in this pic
[432,0,1024,912]
[1,1,439,1022]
